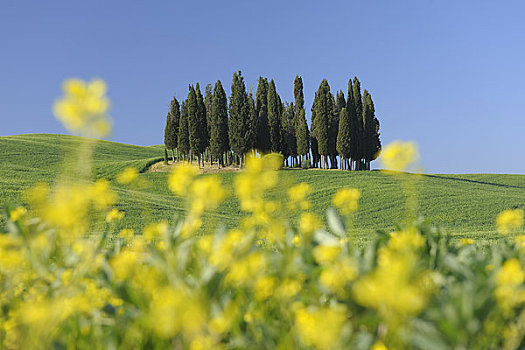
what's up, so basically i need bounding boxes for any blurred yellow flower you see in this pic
[459,238,475,246]
[495,258,525,310]
[53,78,111,137]
[118,228,134,240]
[380,140,418,172]
[91,179,117,209]
[288,182,312,210]
[371,341,388,350]
[105,208,124,222]
[299,212,322,236]
[9,206,27,221]
[332,188,361,215]
[168,163,199,196]
[143,221,168,241]
[313,245,341,265]
[294,305,347,350]
[190,176,226,215]
[116,167,139,185]
[496,209,524,234]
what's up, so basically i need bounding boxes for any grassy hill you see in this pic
[1,134,524,243]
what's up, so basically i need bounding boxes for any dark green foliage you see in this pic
[336,107,351,160]
[363,90,381,165]
[296,109,309,157]
[228,71,251,161]
[205,84,213,140]
[336,90,346,113]
[347,79,357,166]
[280,103,297,159]
[246,92,256,150]
[255,77,271,153]
[327,90,338,168]
[294,75,304,112]
[195,83,209,150]
[164,112,176,151]
[177,101,190,156]
[210,80,229,162]
[267,79,281,153]
[352,77,364,164]
[164,148,169,164]
[312,79,331,167]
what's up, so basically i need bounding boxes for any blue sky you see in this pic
[1,0,524,173]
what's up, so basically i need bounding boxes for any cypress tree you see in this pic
[210,80,229,167]
[177,101,190,159]
[228,71,250,167]
[267,79,281,153]
[164,112,176,161]
[336,107,351,169]
[352,77,364,169]
[296,109,309,167]
[327,91,338,168]
[169,96,180,160]
[294,76,309,167]
[294,75,304,113]
[255,77,271,153]
[283,102,297,166]
[312,79,331,169]
[246,92,257,151]
[310,94,320,168]
[186,85,198,163]
[346,79,357,170]
[205,84,213,142]
[363,90,381,169]
[196,83,208,165]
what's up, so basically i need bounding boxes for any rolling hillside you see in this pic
[1,134,524,243]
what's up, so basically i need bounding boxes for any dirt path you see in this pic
[148,161,243,174]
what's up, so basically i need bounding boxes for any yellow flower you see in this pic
[254,276,276,301]
[515,235,525,248]
[332,188,361,215]
[388,228,425,251]
[168,163,199,196]
[319,257,358,295]
[9,207,27,221]
[496,209,524,234]
[53,78,111,137]
[371,341,388,350]
[116,167,139,185]
[459,238,475,246]
[495,258,525,310]
[111,250,138,281]
[118,228,134,240]
[294,305,347,350]
[91,179,117,209]
[288,182,312,210]
[105,208,124,222]
[143,221,168,241]
[380,140,418,172]
[225,252,266,286]
[313,245,341,265]
[299,212,322,236]
[189,176,226,215]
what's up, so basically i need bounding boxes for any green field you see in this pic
[1,134,524,243]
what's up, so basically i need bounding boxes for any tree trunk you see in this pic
[171,149,175,162]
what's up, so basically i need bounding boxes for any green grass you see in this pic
[1,134,524,243]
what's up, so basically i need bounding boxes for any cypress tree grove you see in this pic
[363,90,381,169]
[352,77,364,170]
[284,102,297,166]
[336,107,351,170]
[210,80,229,167]
[267,79,281,153]
[312,79,331,169]
[177,100,190,160]
[228,71,250,167]
[163,112,176,161]
[294,75,304,114]
[255,77,271,153]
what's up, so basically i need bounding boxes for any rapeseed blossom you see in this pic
[53,78,111,137]
[9,207,26,222]
[380,140,418,172]
[495,258,525,311]
[168,163,199,196]
[116,167,139,185]
[332,187,361,215]
[496,208,524,234]
[294,305,347,350]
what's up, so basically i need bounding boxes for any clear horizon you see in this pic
[1,0,524,174]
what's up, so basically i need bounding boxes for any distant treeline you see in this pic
[164,72,381,170]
